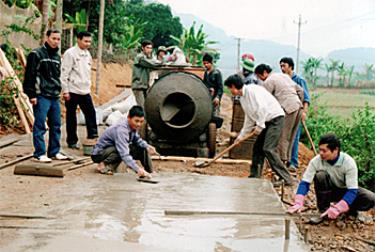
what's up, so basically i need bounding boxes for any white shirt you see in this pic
[239,85,285,138]
[61,45,92,95]
[302,152,358,189]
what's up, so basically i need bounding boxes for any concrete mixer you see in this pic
[144,70,222,157]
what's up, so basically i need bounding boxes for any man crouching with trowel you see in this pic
[91,105,158,178]
[288,133,375,223]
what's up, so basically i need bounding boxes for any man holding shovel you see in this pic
[224,74,294,186]
[91,106,158,177]
[288,134,375,222]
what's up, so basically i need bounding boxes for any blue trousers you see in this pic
[32,96,61,158]
[290,124,301,167]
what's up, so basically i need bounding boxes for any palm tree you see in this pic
[171,22,217,65]
[328,59,340,87]
[337,63,347,88]
[324,63,331,87]
[302,57,322,87]
[363,63,374,80]
[346,65,355,87]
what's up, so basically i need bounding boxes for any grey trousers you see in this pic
[91,145,153,173]
[250,116,293,184]
[278,109,302,162]
[314,171,375,214]
[133,89,147,109]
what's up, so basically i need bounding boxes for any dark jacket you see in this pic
[203,68,223,100]
[131,52,161,90]
[23,43,62,99]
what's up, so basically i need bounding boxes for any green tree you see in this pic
[324,63,331,87]
[328,59,340,87]
[337,62,347,88]
[123,0,183,48]
[346,65,355,87]
[363,63,374,80]
[171,22,217,65]
[64,9,88,33]
[302,57,322,87]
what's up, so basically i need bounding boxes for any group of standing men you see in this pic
[23,29,97,162]
[224,55,374,221]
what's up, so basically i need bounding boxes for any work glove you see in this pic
[320,200,349,219]
[287,194,305,214]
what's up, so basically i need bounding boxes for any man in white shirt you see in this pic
[224,74,294,185]
[61,31,98,149]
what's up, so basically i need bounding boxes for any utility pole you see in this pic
[96,0,105,95]
[235,37,241,72]
[294,14,307,74]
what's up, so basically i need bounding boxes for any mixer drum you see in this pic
[144,72,213,143]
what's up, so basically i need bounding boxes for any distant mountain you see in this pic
[176,13,375,77]
[177,13,311,77]
[326,48,375,71]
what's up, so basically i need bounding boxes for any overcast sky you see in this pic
[158,0,375,56]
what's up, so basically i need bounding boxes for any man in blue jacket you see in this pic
[23,29,67,162]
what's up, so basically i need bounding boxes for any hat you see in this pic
[157,46,167,54]
[241,58,255,72]
[241,53,255,61]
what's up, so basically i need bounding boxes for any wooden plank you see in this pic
[14,163,64,177]
[13,95,31,133]
[66,161,93,171]
[151,155,251,165]
[0,137,20,149]
[0,49,34,125]
[0,213,53,219]
[15,48,27,70]
[53,157,91,167]
[0,154,33,170]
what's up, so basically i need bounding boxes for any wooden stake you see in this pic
[0,154,33,170]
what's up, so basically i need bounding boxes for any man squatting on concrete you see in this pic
[224,74,294,186]
[288,134,375,221]
[91,106,159,177]
[255,64,304,167]
[23,29,68,162]
[131,40,162,109]
[61,31,98,149]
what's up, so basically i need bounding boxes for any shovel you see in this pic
[302,121,317,155]
[194,130,256,168]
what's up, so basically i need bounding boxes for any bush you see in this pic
[0,77,19,129]
[304,95,375,191]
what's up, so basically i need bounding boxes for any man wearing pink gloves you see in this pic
[288,133,375,222]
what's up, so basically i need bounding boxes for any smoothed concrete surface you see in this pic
[1,173,308,251]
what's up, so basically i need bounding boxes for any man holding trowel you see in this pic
[288,133,375,222]
[224,74,294,186]
[91,106,159,177]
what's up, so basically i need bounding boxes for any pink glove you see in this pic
[287,194,305,214]
[321,200,349,219]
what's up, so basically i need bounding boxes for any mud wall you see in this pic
[0,1,41,49]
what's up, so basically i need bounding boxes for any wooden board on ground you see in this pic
[151,155,251,165]
[14,163,65,177]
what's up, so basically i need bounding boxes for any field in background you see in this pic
[312,88,375,119]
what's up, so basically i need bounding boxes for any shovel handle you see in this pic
[205,131,256,166]
[302,121,317,156]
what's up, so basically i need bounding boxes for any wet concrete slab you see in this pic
[1,172,308,251]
